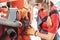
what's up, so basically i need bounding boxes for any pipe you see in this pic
[0,18,22,27]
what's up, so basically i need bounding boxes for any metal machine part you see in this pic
[0,8,22,27]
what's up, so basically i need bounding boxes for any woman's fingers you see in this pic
[25,28,36,35]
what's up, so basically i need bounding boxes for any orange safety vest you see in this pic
[18,9,31,40]
[11,1,30,40]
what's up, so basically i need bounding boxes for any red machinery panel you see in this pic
[0,0,16,2]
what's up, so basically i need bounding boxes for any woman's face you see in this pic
[38,3,42,9]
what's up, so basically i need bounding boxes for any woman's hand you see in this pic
[25,27,36,35]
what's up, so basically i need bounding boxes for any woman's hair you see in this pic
[50,1,54,7]
[41,3,48,10]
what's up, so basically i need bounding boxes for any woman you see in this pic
[25,1,59,40]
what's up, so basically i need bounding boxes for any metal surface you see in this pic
[0,18,22,27]
[0,0,17,2]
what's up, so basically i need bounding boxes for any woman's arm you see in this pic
[36,31,55,40]
[26,28,55,40]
